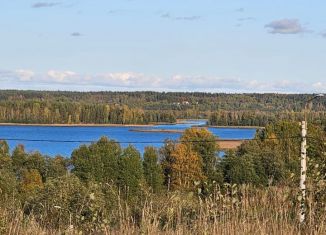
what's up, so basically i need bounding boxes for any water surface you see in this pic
[0,120,256,157]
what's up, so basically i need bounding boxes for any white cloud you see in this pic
[1,69,325,93]
[47,70,77,82]
[96,72,153,87]
[312,82,326,90]
[15,69,35,81]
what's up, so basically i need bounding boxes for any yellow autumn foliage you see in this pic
[170,143,205,190]
[21,169,44,193]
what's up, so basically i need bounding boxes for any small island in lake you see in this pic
[129,128,184,134]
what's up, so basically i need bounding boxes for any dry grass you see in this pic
[1,186,325,235]
[217,140,244,150]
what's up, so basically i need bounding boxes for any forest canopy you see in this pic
[0,90,325,126]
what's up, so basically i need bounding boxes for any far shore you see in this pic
[203,125,263,129]
[0,123,155,127]
[129,129,184,134]
[0,122,263,129]
[176,119,263,129]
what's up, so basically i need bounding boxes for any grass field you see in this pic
[1,185,325,235]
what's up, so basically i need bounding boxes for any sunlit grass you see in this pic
[1,185,325,235]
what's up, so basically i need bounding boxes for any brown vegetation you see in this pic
[217,139,245,150]
[1,185,325,234]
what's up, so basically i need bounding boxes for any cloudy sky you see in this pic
[1,0,326,93]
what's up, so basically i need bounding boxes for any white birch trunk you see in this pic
[300,120,307,223]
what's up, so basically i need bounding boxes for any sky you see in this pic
[1,0,326,93]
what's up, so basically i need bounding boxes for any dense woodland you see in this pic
[0,121,326,233]
[0,90,325,126]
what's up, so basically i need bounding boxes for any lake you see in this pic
[0,120,257,157]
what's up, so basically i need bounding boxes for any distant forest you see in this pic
[0,90,325,126]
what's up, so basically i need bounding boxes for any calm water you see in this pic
[0,120,256,157]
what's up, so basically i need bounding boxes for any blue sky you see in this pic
[1,0,326,93]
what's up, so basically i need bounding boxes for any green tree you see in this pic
[46,156,68,178]
[118,145,144,199]
[236,140,287,186]
[160,139,177,189]
[263,121,301,173]
[0,168,17,198]
[143,146,163,193]
[221,151,260,185]
[180,128,222,183]
[25,152,47,181]
[72,137,121,183]
[12,144,27,176]
[0,140,11,170]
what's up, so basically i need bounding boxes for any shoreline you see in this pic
[0,122,263,129]
[205,125,263,129]
[129,129,184,134]
[0,123,155,127]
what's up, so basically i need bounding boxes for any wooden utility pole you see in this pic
[300,120,307,223]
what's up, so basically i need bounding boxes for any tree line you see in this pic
[0,90,325,126]
[0,101,175,124]
[208,110,326,127]
[2,91,326,112]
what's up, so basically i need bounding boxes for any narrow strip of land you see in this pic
[0,123,154,127]
[206,125,263,129]
[217,139,244,150]
[0,123,262,129]
[129,129,184,133]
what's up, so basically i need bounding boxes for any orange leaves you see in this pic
[21,169,44,193]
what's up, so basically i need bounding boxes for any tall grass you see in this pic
[1,185,325,235]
